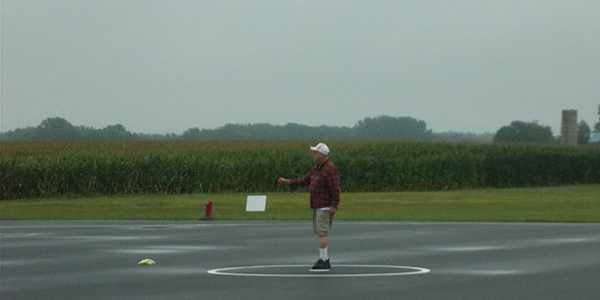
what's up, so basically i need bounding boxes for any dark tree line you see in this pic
[493,121,554,144]
[492,120,597,145]
[1,116,493,142]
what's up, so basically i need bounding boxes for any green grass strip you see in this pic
[1,185,599,223]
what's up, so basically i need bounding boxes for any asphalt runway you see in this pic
[1,220,599,300]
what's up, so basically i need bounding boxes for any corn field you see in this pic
[1,140,599,199]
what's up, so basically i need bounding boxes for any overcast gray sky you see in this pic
[1,0,599,135]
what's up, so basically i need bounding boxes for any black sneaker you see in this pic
[310,259,330,272]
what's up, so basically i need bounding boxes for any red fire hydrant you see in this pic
[203,202,213,220]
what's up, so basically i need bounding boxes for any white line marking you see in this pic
[207,264,430,277]
[439,269,524,276]
[113,245,231,254]
[435,246,506,252]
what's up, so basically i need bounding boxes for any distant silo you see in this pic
[561,110,577,145]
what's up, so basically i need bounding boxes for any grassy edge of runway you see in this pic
[2,185,600,223]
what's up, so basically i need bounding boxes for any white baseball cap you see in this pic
[310,143,329,156]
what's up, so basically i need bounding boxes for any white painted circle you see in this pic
[207,264,430,277]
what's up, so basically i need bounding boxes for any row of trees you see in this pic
[2,118,140,141]
[182,116,437,141]
[492,120,595,145]
[1,116,495,142]
[492,105,600,145]
[596,104,600,135]
[2,113,597,144]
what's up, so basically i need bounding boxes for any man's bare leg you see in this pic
[318,235,328,261]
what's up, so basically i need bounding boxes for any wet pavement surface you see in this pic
[2,220,600,300]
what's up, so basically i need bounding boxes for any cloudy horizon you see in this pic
[2,0,599,135]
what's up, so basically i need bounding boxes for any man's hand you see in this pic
[330,206,337,214]
[277,177,290,186]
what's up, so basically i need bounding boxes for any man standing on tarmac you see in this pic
[278,142,340,271]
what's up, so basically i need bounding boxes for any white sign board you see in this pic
[246,195,267,212]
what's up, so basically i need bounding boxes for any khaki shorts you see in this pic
[313,209,334,237]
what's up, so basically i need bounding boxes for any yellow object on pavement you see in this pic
[138,259,156,265]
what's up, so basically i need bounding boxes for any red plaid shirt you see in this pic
[290,159,340,209]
